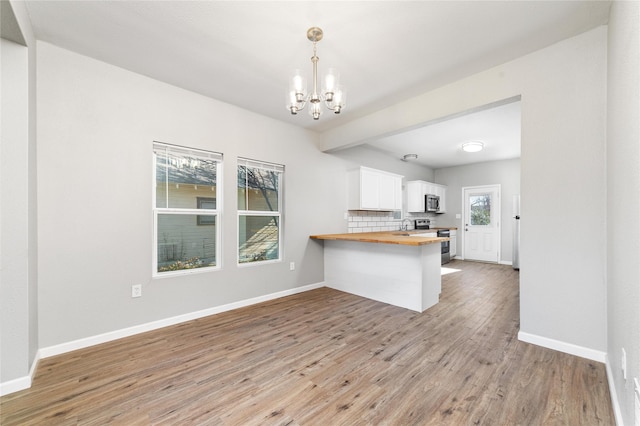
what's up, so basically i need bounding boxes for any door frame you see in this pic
[460,184,502,262]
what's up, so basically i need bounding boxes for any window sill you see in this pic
[237,259,281,268]
[153,265,220,279]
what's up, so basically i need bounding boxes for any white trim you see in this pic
[518,331,606,363]
[39,282,324,359]
[153,141,223,162]
[0,375,31,396]
[461,184,502,263]
[152,145,224,278]
[237,258,281,268]
[0,350,41,396]
[152,264,220,279]
[237,157,285,173]
[498,260,513,266]
[605,354,624,426]
[237,160,284,266]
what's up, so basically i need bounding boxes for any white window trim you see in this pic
[237,157,284,266]
[152,141,223,277]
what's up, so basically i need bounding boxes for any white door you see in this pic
[463,185,500,262]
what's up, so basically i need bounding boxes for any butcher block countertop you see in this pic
[310,230,450,246]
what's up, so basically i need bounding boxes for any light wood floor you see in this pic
[1,260,614,425]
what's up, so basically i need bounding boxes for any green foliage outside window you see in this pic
[470,194,491,226]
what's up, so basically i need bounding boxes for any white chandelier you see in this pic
[286,27,346,120]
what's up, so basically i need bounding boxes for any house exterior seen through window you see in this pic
[153,142,223,276]
[237,158,284,265]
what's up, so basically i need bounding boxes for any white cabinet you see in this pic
[406,180,427,212]
[406,180,447,213]
[433,184,447,213]
[348,167,403,211]
[359,168,380,208]
[450,230,457,258]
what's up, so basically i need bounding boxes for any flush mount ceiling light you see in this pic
[401,154,418,162]
[286,27,346,120]
[462,141,484,153]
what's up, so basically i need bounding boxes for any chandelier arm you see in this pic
[324,101,342,114]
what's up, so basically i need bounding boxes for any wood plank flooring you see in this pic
[1,260,614,425]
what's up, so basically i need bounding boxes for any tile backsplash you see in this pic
[348,211,435,233]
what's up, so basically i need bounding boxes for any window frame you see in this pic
[197,197,217,225]
[152,141,223,278]
[237,157,284,267]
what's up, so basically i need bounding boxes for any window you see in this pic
[237,158,284,264]
[153,142,223,276]
[470,194,491,226]
[197,198,216,225]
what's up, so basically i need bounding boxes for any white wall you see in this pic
[0,0,38,393]
[3,17,628,415]
[607,1,640,424]
[35,42,351,349]
[32,36,520,365]
[435,159,520,264]
[319,28,608,357]
[1,36,30,387]
[330,144,435,183]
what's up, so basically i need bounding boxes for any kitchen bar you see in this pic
[310,231,449,312]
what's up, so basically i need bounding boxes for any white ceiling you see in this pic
[22,0,610,167]
[365,99,522,169]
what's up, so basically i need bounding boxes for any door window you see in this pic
[469,194,492,226]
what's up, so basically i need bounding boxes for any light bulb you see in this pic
[286,90,299,114]
[332,86,346,113]
[290,70,306,96]
[334,86,346,106]
[309,102,322,120]
[323,68,339,94]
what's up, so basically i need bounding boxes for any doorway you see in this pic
[462,185,501,262]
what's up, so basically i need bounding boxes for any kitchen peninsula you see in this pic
[310,231,449,312]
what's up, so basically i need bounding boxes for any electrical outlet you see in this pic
[289,262,295,271]
[622,348,627,380]
[132,284,142,298]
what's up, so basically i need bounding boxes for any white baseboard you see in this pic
[605,354,624,426]
[0,350,41,397]
[1,283,324,396]
[518,331,606,363]
[453,256,513,266]
[39,282,324,359]
[5,284,325,395]
[0,375,31,396]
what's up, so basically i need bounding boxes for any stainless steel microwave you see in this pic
[425,194,440,212]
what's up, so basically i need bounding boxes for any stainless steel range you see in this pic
[414,218,430,230]
[437,229,450,265]
[415,219,450,265]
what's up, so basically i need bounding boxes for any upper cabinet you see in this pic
[348,167,403,211]
[432,184,447,213]
[406,180,427,212]
[406,180,447,213]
